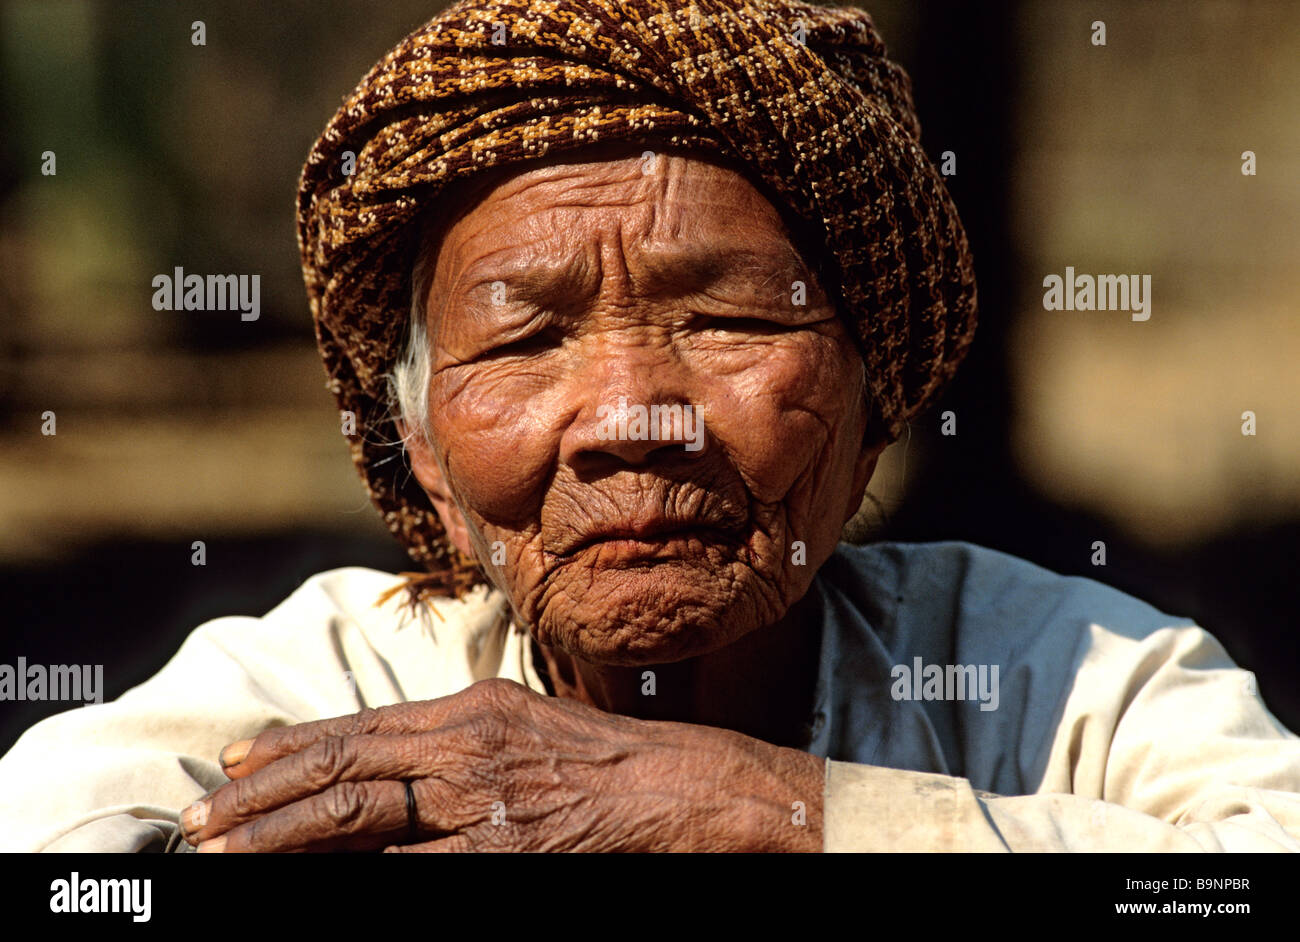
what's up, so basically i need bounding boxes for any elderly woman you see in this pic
[3,0,1299,853]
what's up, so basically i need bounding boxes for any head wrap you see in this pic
[297,0,977,601]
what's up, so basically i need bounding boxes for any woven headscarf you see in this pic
[297,0,977,602]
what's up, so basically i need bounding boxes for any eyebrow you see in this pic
[636,249,786,296]
[469,245,809,307]
[511,256,598,305]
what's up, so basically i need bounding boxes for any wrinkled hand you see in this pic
[180,678,824,852]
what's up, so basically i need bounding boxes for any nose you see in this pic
[559,339,709,471]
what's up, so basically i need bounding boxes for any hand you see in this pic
[180,678,824,852]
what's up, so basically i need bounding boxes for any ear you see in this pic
[842,408,890,526]
[396,419,475,558]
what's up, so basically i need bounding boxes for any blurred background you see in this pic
[1,0,1297,753]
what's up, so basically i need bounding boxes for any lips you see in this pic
[556,514,745,559]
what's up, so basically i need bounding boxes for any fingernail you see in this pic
[197,836,227,853]
[219,739,253,768]
[180,799,210,833]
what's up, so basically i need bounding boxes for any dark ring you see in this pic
[404,780,418,842]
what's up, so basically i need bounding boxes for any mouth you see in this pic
[556,518,744,562]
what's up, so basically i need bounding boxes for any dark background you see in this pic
[2,0,1297,754]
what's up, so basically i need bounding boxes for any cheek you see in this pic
[427,329,865,559]
[427,368,560,528]
[690,333,862,504]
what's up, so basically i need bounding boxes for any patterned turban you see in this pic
[297,0,978,601]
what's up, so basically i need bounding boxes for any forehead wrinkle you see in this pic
[485,161,622,203]
[490,163,653,214]
[434,173,628,306]
[511,252,601,307]
[431,156,813,336]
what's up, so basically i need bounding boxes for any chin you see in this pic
[526,557,783,666]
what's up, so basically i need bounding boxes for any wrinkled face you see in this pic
[405,147,882,666]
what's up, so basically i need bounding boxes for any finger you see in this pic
[199,779,419,853]
[384,833,477,853]
[220,699,463,779]
[219,678,536,778]
[186,733,445,844]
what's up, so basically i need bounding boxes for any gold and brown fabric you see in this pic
[296,0,978,602]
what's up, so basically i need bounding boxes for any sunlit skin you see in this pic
[411,145,887,729]
[183,146,889,852]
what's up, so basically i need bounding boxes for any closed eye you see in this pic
[485,326,565,358]
[694,314,799,335]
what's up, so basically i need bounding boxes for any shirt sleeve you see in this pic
[823,623,1300,851]
[0,616,305,852]
[0,568,429,852]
